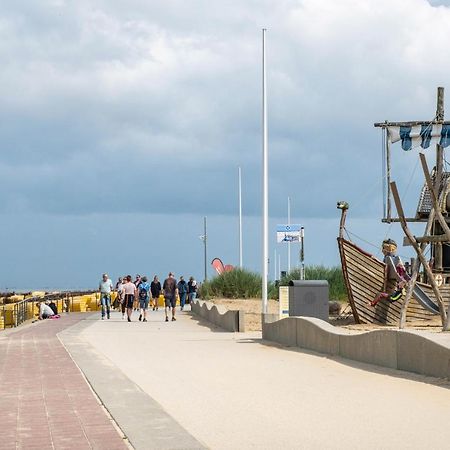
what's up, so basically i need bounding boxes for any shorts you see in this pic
[125,294,134,309]
[139,297,149,309]
[164,296,176,308]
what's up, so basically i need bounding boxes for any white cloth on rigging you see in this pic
[388,124,450,151]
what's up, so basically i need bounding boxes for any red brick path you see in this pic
[0,314,128,450]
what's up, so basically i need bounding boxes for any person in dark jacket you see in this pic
[151,275,161,311]
[177,276,188,311]
[188,277,198,306]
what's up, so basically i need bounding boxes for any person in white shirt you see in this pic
[39,301,55,320]
[99,273,113,320]
[122,275,137,322]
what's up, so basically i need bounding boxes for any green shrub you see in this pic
[278,266,346,301]
[198,265,346,302]
[199,268,262,299]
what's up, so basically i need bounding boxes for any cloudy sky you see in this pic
[1,0,450,290]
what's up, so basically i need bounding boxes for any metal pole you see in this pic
[238,166,243,268]
[204,216,208,282]
[278,253,281,280]
[287,196,291,273]
[386,125,392,221]
[261,28,269,314]
[300,227,305,280]
[274,248,277,280]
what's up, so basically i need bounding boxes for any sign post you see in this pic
[300,227,305,280]
[276,224,301,243]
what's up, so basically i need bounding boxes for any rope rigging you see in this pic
[344,114,449,269]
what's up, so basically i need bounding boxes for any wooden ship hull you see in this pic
[338,237,448,325]
[337,88,450,328]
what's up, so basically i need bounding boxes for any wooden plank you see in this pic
[404,235,450,244]
[342,242,386,278]
[382,218,429,223]
[342,240,384,268]
[343,252,386,285]
[344,254,386,285]
[374,120,450,127]
[346,273,385,300]
[345,268,385,293]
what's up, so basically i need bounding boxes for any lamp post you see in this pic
[199,217,208,282]
[204,217,208,282]
[287,196,291,273]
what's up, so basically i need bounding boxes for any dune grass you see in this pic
[199,265,347,301]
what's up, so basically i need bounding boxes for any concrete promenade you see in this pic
[0,313,127,450]
[3,309,450,449]
[70,308,450,450]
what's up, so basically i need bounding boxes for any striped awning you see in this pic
[388,124,450,151]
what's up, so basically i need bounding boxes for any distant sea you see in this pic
[1,286,95,293]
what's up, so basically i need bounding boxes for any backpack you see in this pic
[178,281,187,294]
[139,283,149,299]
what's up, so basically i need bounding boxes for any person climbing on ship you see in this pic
[371,239,409,307]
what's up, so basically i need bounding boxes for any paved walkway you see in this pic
[75,307,450,450]
[4,308,450,449]
[0,314,128,450]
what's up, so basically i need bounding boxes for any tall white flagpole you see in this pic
[238,166,243,268]
[287,196,291,273]
[262,28,268,314]
[274,248,277,280]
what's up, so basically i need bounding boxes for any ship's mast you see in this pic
[436,86,445,193]
[375,87,449,223]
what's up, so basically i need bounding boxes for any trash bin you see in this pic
[288,280,329,322]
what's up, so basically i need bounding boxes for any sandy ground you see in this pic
[78,308,450,450]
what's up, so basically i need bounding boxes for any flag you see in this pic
[388,124,450,151]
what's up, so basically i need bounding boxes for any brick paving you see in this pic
[0,314,128,450]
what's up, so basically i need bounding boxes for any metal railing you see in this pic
[0,291,95,330]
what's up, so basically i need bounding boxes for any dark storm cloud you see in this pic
[1,0,450,220]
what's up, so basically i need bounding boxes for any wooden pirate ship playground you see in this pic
[338,87,450,330]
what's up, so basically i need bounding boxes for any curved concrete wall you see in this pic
[191,300,245,332]
[263,316,450,379]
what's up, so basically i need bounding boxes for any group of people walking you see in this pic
[98,272,198,323]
